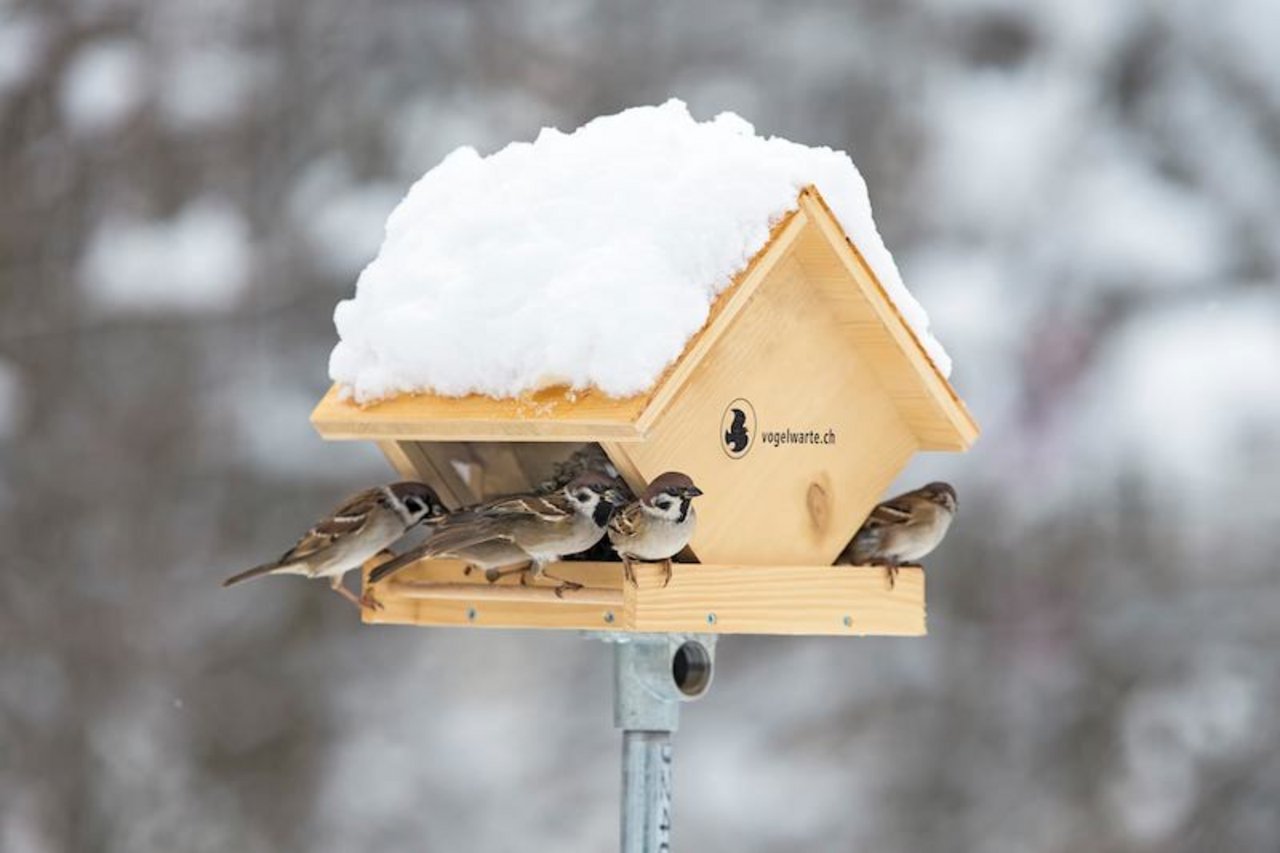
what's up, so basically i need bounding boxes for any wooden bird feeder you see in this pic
[311,186,978,637]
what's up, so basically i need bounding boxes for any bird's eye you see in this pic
[404,497,424,514]
[576,489,592,502]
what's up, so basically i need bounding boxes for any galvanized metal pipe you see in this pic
[621,731,673,853]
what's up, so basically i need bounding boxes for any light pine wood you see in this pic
[312,384,649,442]
[393,582,623,607]
[360,556,925,636]
[362,556,626,630]
[794,189,979,450]
[615,248,920,566]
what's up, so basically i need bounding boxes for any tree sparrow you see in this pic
[608,471,703,587]
[837,481,957,587]
[369,472,626,595]
[222,482,445,608]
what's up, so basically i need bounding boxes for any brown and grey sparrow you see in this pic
[608,471,703,587]
[369,472,625,595]
[222,481,445,608]
[837,481,957,587]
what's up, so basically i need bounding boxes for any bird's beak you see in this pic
[605,488,626,504]
[684,486,703,497]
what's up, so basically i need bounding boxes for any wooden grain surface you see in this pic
[795,188,979,450]
[359,556,925,636]
[312,384,648,442]
[618,226,920,566]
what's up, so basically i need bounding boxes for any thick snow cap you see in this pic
[330,100,950,402]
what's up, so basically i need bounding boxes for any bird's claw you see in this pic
[553,581,584,599]
[884,565,899,590]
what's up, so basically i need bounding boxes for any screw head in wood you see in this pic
[843,615,853,627]
[603,611,615,624]
[466,607,477,621]
[706,613,717,625]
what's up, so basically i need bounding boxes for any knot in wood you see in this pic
[806,481,830,533]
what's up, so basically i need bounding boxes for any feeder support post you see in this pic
[607,633,716,853]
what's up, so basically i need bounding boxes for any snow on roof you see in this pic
[329,99,951,403]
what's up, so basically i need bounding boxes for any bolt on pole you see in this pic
[606,633,716,853]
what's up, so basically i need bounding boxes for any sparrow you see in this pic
[222,481,445,608]
[368,472,626,595]
[837,481,957,588]
[607,471,703,587]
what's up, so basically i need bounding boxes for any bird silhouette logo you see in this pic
[721,399,755,459]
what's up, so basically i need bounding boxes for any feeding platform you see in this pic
[313,187,978,636]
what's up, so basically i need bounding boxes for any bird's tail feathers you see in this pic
[368,526,502,585]
[367,550,420,585]
[222,561,287,587]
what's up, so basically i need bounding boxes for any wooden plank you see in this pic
[795,187,979,451]
[361,557,625,631]
[359,557,925,636]
[625,563,924,636]
[311,384,648,442]
[393,582,623,607]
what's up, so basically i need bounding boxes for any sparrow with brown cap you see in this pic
[837,481,957,587]
[223,482,445,608]
[608,471,704,587]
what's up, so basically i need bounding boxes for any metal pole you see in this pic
[621,731,673,852]
[607,633,716,853]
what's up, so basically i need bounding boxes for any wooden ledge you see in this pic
[360,557,925,637]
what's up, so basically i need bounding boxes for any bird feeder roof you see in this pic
[312,186,977,450]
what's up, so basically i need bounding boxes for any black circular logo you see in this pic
[721,398,756,459]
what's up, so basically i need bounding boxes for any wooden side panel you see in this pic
[361,557,925,637]
[622,236,920,566]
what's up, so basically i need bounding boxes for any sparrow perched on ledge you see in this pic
[223,482,445,608]
[369,472,625,595]
[608,472,703,587]
[837,481,957,588]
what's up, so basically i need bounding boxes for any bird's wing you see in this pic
[608,502,645,538]
[480,493,572,522]
[283,487,384,562]
[425,519,517,555]
[863,497,916,528]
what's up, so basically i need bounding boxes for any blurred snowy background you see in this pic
[3,0,1280,850]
